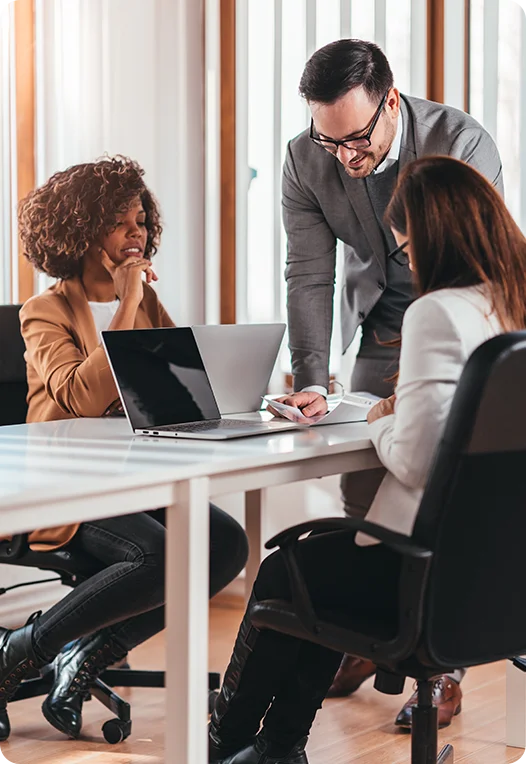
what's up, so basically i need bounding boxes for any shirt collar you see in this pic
[373,110,403,175]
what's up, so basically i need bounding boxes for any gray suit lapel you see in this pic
[399,95,417,173]
[336,164,387,277]
[337,96,417,277]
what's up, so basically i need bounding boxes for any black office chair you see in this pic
[249,331,526,764]
[0,304,220,743]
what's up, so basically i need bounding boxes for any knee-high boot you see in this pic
[209,596,301,763]
[218,640,343,764]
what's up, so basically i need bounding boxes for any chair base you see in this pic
[10,668,221,744]
[437,744,454,763]
[411,681,454,764]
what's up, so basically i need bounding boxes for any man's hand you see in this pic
[267,391,328,419]
[367,395,396,424]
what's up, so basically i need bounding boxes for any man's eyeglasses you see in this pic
[388,240,409,266]
[310,90,389,155]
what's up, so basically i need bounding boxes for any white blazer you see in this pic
[356,285,503,546]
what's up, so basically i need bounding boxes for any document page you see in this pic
[264,392,380,426]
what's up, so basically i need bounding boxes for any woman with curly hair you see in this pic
[0,157,248,743]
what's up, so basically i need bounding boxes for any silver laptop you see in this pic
[101,327,297,440]
[193,323,285,414]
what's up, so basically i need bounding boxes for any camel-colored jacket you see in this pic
[14,276,174,550]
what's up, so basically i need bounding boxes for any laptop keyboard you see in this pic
[153,419,265,433]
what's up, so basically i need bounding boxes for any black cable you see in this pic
[0,577,61,596]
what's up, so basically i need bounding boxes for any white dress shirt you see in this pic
[356,285,503,545]
[302,112,404,398]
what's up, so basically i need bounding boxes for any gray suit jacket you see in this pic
[282,94,504,391]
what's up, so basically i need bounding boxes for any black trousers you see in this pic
[218,530,401,751]
[33,504,248,662]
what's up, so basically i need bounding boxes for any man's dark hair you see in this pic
[299,39,394,105]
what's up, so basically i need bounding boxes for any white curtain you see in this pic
[0,3,15,303]
[34,0,206,324]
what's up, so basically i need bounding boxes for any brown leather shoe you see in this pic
[395,676,462,729]
[326,654,376,698]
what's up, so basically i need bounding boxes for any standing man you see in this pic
[279,39,503,728]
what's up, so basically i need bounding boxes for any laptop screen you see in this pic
[101,327,221,429]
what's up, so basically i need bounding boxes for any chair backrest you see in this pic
[0,304,28,425]
[412,332,526,669]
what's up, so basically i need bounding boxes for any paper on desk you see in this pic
[264,392,381,427]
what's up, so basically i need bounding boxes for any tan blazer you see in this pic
[15,276,174,551]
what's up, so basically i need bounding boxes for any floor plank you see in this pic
[0,598,523,763]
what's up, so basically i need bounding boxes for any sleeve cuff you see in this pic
[300,385,328,398]
[367,413,395,447]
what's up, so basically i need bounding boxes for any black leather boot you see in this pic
[41,630,127,739]
[209,592,302,763]
[209,599,259,762]
[219,730,309,764]
[0,611,43,742]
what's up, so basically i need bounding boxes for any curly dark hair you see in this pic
[18,156,163,280]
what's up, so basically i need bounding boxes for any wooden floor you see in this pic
[1,596,523,764]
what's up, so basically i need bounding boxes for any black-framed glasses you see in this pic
[310,89,389,154]
[388,240,409,266]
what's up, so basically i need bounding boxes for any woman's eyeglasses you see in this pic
[388,240,409,266]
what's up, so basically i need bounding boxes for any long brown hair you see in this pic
[385,156,526,331]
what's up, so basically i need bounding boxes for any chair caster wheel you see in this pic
[102,718,132,744]
[208,689,219,714]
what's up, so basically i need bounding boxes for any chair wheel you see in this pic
[102,718,132,744]
[208,689,219,714]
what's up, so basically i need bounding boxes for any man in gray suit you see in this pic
[279,39,503,728]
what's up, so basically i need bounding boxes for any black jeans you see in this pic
[218,531,401,752]
[32,504,248,663]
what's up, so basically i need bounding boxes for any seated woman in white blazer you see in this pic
[208,156,526,764]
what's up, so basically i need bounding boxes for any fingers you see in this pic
[100,248,116,273]
[120,257,158,283]
[301,400,327,417]
[145,267,158,283]
[275,395,300,409]
[272,392,328,418]
[121,256,152,269]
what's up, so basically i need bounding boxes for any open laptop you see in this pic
[193,323,285,414]
[101,327,297,440]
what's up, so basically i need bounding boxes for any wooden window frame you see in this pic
[220,0,236,324]
[14,0,36,303]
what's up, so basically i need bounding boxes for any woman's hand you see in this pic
[367,394,396,424]
[101,249,158,306]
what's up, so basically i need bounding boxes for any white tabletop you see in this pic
[0,416,375,513]
[0,415,380,763]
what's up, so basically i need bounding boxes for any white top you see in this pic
[88,299,120,339]
[357,285,503,545]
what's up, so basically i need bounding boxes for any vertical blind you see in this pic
[238,0,422,375]
[469,0,526,229]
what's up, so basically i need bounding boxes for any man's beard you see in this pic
[343,152,379,178]
[343,119,397,179]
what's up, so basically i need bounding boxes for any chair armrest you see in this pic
[0,534,30,561]
[266,518,432,559]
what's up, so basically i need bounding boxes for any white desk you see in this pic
[0,417,380,764]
